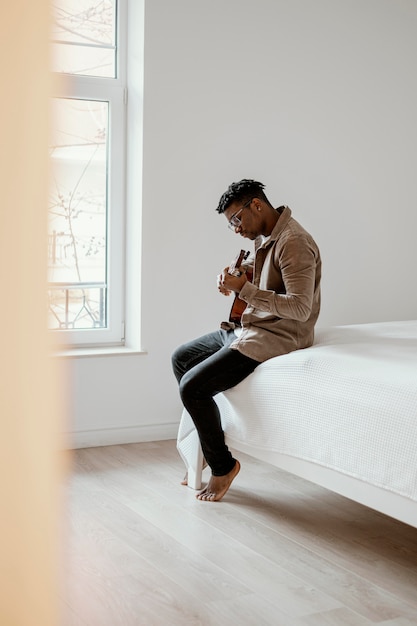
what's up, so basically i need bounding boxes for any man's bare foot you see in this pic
[196,460,240,502]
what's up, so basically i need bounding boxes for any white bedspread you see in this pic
[177,320,417,501]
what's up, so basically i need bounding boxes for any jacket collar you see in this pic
[259,205,291,248]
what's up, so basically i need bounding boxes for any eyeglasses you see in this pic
[227,199,252,231]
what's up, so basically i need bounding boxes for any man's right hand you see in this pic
[217,269,232,296]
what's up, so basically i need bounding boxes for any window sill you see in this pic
[52,345,147,358]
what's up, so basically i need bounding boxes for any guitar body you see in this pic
[228,249,252,325]
[229,293,250,325]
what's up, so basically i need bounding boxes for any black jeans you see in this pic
[172,329,259,475]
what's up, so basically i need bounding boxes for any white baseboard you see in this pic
[64,422,179,449]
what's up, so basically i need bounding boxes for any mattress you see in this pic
[177,320,417,501]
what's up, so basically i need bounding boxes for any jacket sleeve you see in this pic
[239,234,319,322]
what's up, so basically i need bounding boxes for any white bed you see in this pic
[177,320,417,528]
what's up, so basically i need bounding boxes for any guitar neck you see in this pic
[228,249,249,276]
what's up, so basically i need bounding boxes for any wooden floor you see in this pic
[60,440,417,626]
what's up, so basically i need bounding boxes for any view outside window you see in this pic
[51,0,117,78]
[49,98,108,330]
[49,1,117,331]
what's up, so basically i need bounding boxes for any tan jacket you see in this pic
[226,206,321,362]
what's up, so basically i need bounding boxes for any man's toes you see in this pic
[196,490,215,501]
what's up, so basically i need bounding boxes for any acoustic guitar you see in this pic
[227,249,252,325]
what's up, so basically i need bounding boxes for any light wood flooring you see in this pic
[60,440,417,626]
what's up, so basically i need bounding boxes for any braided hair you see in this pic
[216,179,269,213]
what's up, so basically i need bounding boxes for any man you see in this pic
[172,179,321,502]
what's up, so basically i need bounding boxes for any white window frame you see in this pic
[50,0,127,348]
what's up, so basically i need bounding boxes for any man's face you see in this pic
[224,199,261,240]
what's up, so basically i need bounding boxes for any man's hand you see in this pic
[217,266,248,295]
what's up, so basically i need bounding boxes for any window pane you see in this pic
[51,0,117,78]
[48,98,108,330]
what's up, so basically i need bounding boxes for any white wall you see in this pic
[68,0,417,447]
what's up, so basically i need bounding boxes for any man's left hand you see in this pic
[220,266,248,294]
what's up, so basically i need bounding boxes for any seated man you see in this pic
[172,179,321,501]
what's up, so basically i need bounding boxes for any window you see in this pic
[49,0,126,347]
